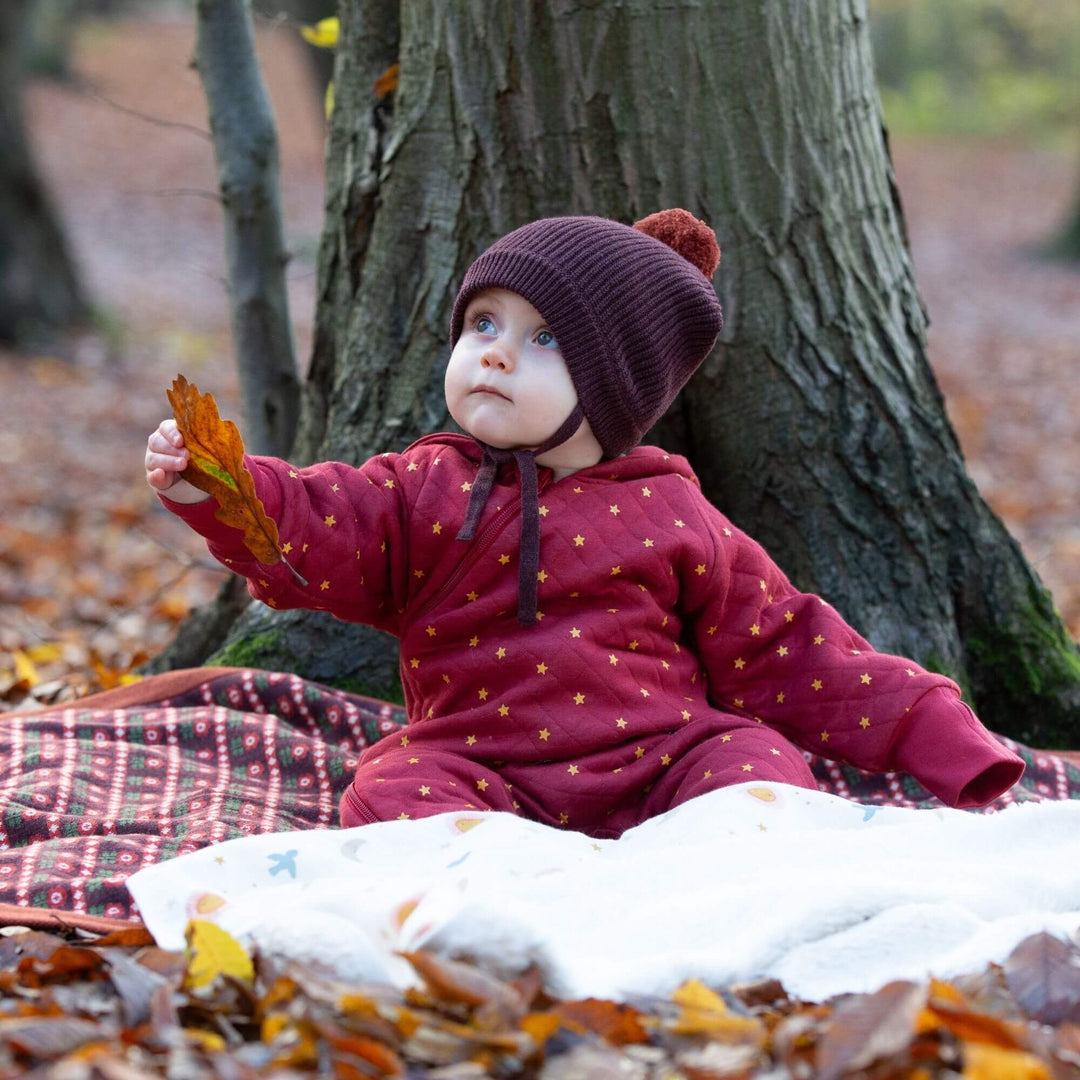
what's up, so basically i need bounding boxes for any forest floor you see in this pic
[1,7,1078,711]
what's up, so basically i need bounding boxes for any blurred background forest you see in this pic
[1,0,1078,709]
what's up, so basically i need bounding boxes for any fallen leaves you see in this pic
[167,375,281,566]
[0,925,1077,1078]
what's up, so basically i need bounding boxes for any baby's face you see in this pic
[445,288,583,452]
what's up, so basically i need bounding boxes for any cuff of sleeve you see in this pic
[890,689,1025,808]
[158,492,225,535]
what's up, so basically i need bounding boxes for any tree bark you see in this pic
[204,0,1078,746]
[0,0,87,347]
[1046,159,1080,261]
[194,0,301,458]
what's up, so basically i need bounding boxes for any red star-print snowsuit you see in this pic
[164,434,1023,838]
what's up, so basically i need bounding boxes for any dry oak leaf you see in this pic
[167,376,301,582]
[184,919,254,990]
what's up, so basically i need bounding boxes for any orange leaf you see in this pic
[551,998,650,1046]
[374,63,400,98]
[166,376,292,573]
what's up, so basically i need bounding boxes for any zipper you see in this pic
[342,783,380,824]
[411,494,523,621]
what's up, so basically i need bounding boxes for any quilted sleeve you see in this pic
[677,491,1023,807]
[160,452,413,636]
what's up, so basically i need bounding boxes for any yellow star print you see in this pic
[536,662,548,675]
[812,679,823,691]
[749,624,761,636]
[559,813,569,824]
[641,486,651,497]
[573,535,585,546]
[643,538,655,548]
[281,542,292,554]
[681,710,691,720]
[570,627,581,638]
[537,570,548,582]
[476,778,489,791]
[721,734,732,742]
[425,625,436,637]
[539,729,550,741]
[777,646,788,657]
[741,763,754,772]
[408,757,419,764]
[464,735,477,747]
[609,505,620,515]
[383,479,394,489]
[406,462,419,471]
[776,692,785,703]
[478,688,488,701]
[461,481,472,492]
[608,654,618,666]
[498,704,510,717]
[703,768,712,779]
[860,674,872,685]
[573,693,586,705]
[324,514,336,527]
[610,566,621,576]
[640,688,650,698]
[695,564,706,575]
[466,591,479,602]
[567,765,579,776]
[320,580,330,591]
[734,658,746,670]
[628,640,639,650]
[814,635,825,645]
[635,747,645,759]
[400,735,409,747]
[733,698,744,708]
[288,470,298,478]
[860,717,871,729]
[409,658,419,669]
[419,786,431,796]
[615,717,627,729]
[496,647,506,659]
[498,554,510,565]
[432,522,442,534]
[469,636,479,647]
[538,505,549,517]
[660,754,671,765]
[785,610,794,622]
[674,519,685,528]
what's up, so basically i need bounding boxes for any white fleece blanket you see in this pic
[127,782,1080,1002]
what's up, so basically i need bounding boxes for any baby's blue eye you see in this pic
[476,316,495,334]
[536,329,558,349]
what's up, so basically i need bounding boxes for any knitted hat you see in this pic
[451,209,723,625]
[450,209,723,459]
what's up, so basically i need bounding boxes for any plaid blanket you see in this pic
[0,667,1077,931]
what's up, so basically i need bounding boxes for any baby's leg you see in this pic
[339,746,518,827]
[641,723,817,819]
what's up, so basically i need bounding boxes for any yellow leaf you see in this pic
[119,674,143,686]
[300,16,339,48]
[669,979,764,1043]
[324,79,334,120]
[25,643,63,664]
[673,977,729,1014]
[184,919,254,989]
[12,650,40,688]
[962,1043,1051,1080]
[186,1028,227,1053]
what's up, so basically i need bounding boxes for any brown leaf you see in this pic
[813,980,927,1080]
[0,1016,104,1060]
[166,375,284,568]
[399,951,523,1014]
[91,927,156,949]
[374,63,400,99]
[550,999,650,1047]
[1004,932,1080,1026]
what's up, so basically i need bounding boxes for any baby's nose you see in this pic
[481,347,513,371]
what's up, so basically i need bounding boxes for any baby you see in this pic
[146,209,1023,837]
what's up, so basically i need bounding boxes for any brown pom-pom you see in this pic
[632,208,720,278]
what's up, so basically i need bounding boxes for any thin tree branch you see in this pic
[78,86,213,142]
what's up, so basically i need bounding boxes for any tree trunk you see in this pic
[206,0,1078,746]
[1046,159,1080,261]
[0,0,87,347]
[194,0,301,458]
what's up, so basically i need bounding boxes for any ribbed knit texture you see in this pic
[450,213,724,460]
[449,209,724,626]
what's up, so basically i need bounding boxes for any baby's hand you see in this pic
[145,420,208,503]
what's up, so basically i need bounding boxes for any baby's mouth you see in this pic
[472,386,511,400]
